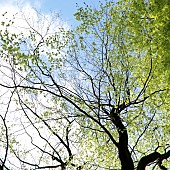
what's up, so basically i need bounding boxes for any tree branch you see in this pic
[137,150,170,170]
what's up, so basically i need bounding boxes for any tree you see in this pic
[0,0,169,170]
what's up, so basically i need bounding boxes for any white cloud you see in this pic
[0,1,71,169]
[0,0,69,33]
[0,0,70,61]
[0,0,42,10]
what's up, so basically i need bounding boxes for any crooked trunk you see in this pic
[110,108,134,170]
[118,130,134,170]
[118,144,134,170]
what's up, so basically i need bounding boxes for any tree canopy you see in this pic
[0,0,169,170]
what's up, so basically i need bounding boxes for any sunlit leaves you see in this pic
[119,0,170,77]
[71,0,170,169]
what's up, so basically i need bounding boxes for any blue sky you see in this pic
[26,0,107,26]
[0,0,109,28]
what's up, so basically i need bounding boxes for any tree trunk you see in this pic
[118,131,134,170]
[110,108,134,170]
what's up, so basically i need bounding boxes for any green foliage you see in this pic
[119,0,170,77]
[73,0,170,169]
